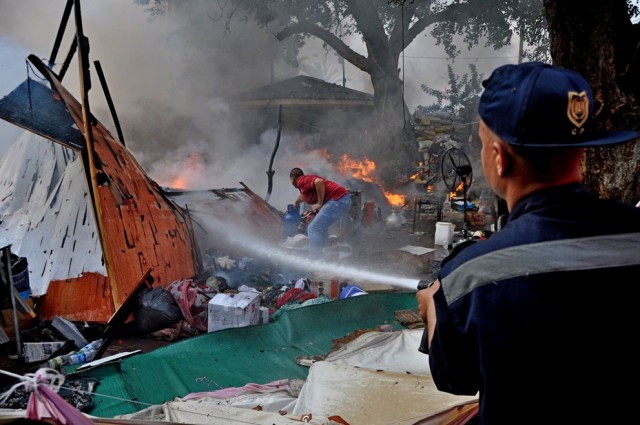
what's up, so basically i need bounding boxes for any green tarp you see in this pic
[74,292,418,418]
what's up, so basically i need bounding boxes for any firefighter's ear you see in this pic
[494,141,513,177]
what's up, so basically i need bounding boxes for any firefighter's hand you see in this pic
[416,279,440,323]
[311,203,322,212]
[416,279,440,324]
[416,279,440,350]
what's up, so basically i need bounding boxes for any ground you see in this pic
[0,203,490,389]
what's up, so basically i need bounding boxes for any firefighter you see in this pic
[417,62,640,424]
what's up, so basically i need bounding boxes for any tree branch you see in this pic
[347,0,395,73]
[391,4,466,56]
[275,20,372,72]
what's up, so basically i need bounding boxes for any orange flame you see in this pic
[408,171,421,181]
[160,153,202,189]
[171,176,187,189]
[338,154,376,183]
[383,190,406,207]
[449,181,464,200]
[317,148,332,161]
[337,153,407,207]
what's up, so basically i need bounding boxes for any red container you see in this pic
[363,201,376,225]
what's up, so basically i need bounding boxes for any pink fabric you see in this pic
[20,369,94,425]
[167,279,208,331]
[26,384,93,425]
[182,379,291,401]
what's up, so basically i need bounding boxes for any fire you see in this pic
[317,148,332,161]
[338,154,376,183]
[159,153,203,190]
[383,190,406,207]
[449,181,464,200]
[337,153,406,207]
[171,176,187,189]
[408,161,426,181]
[408,171,421,181]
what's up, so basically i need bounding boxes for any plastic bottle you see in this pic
[47,355,69,370]
[78,338,104,362]
[47,338,104,369]
[282,204,300,238]
[68,351,88,365]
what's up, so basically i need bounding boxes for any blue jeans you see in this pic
[307,195,352,254]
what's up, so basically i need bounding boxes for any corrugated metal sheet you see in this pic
[30,60,200,320]
[0,79,85,150]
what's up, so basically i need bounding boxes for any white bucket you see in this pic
[434,222,455,246]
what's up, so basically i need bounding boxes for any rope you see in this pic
[58,386,155,407]
[0,368,308,424]
[0,368,153,409]
[0,368,64,405]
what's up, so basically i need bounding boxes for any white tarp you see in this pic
[0,133,105,295]
[324,328,430,375]
[109,401,321,425]
[113,329,478,424]
[291,361,477,424]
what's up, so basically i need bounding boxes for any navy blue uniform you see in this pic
[421,183,640,424]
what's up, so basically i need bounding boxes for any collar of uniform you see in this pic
[506,182,588,225]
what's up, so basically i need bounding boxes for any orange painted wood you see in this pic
[36,64,199,321]
[37,272,114,322]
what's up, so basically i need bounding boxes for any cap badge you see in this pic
[567,91,589,135]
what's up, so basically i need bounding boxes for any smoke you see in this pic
[0,0,518,212]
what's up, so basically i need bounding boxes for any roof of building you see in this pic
[231,75,374,106]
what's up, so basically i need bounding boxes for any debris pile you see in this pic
[1,248,372,375]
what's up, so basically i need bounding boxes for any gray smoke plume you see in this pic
[0,0,517,211]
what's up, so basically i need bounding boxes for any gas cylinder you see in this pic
[385,210,404,230]
[282,204,300,238]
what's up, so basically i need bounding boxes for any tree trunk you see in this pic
[544,0,640,205]
[367,69,419,187]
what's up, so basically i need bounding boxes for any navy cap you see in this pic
[478,62,638,147]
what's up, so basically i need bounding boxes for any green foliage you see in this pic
[418,63,483,114]
[428,0,549,61]
[136,0,550,76]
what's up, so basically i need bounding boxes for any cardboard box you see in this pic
[23,341,68,363]
[208,292,261,333]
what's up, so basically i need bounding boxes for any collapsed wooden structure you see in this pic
[0,0,282,322]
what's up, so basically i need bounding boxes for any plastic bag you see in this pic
[135,287,183,334]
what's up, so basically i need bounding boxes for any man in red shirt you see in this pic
[289,167,352,255]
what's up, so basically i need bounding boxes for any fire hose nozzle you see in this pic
[417,280,434,290]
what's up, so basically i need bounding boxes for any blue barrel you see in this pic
[12,256,29,293]
[283,204,300,238]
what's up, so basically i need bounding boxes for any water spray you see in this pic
[241,239,424,291]
[192,210,428,291]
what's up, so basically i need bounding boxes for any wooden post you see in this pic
[73,0,120,306]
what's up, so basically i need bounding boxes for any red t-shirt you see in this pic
[297,174,349,205]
